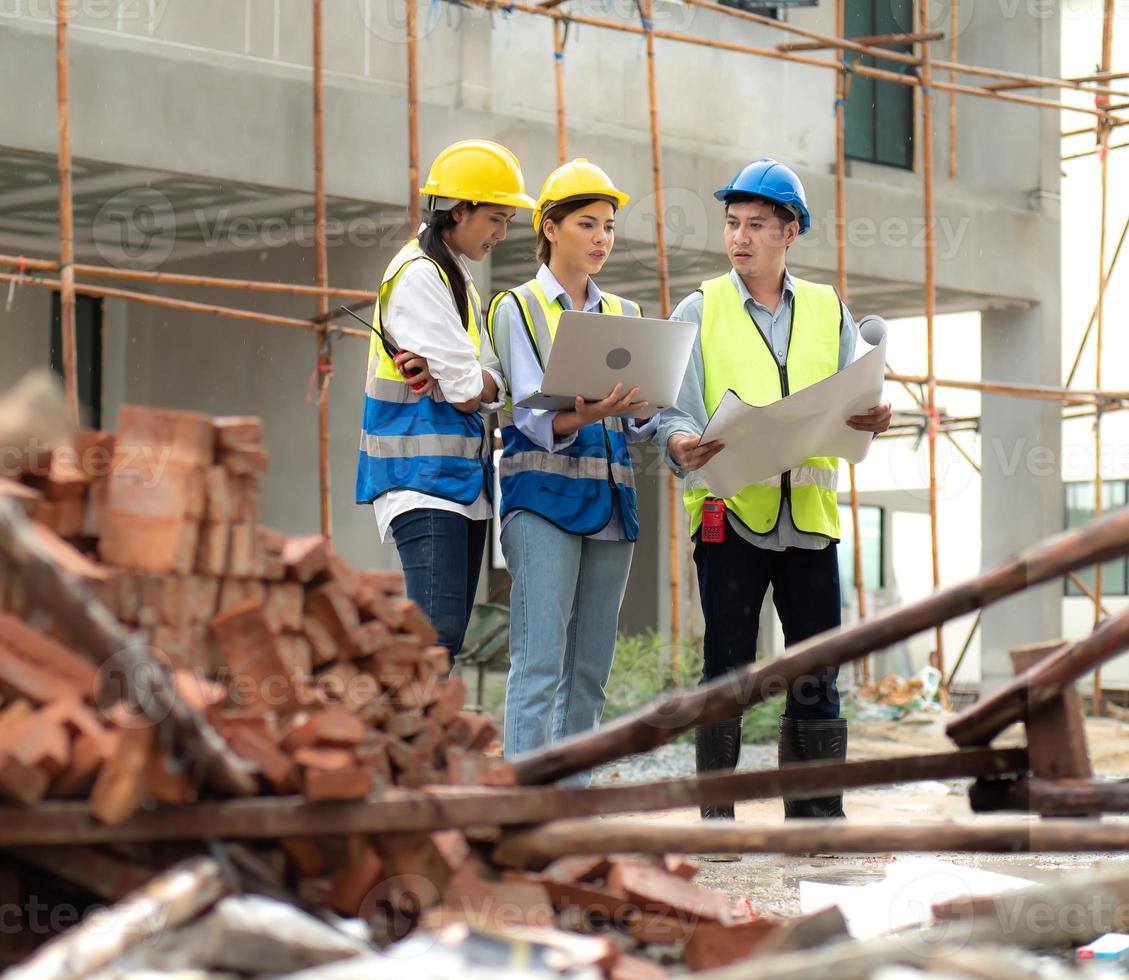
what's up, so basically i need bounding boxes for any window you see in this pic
[50,293,103,428]
[1064,481,1129,597]
[844,0,915,169]
[838,503,884,599]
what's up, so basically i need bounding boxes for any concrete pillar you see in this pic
[980,303,1063,691]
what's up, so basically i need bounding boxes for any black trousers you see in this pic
[693,529,841,720]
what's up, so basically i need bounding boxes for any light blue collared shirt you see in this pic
[654,268,857,552]
[492,264,658,541]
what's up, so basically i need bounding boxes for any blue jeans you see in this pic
[389,509,488,666]
[501,511,634,775]
[694,531,841,721]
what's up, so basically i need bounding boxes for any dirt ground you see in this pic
[610,714,1129,917]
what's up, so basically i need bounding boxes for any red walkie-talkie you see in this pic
[701,498,727,543]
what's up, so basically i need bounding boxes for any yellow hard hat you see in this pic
[419,139,536,210]
[533,158,631,231]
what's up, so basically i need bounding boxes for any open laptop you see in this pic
[514,310,697,419]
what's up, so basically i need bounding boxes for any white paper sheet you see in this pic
[695,336,887,498]
[799,857,1034,940]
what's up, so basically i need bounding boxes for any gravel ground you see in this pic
[592,743,777,785]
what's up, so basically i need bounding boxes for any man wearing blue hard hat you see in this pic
[656,158,891,825]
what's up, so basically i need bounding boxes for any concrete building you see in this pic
[0,0,1065,691]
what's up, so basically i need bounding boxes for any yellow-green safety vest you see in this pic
[683,274,842,538]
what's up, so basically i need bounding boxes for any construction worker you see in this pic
[655,158,891,819]
[355,139,536,666]
[486,159,653,780]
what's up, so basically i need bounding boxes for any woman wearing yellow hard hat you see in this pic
[356,139,535,668]
[485,159,654,781]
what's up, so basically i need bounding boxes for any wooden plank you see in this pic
[1010,642,1091,780]
[971,776,1129,816]
[491,817,1129,869]
[0,747,1027,845]
[948,607,1129,747]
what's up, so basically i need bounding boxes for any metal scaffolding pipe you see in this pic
[55,0,78,425]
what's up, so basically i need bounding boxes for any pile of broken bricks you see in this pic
[0,403,782,978]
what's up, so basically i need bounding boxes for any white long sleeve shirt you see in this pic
[371,246,504,542]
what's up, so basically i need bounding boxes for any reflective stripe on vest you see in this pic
[683,274,842,538]
[354,239,491,506]
[486,279,642,539]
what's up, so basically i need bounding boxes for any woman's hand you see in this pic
[573,384,648,425]
[668,433,725,471]
[394,351,436,397]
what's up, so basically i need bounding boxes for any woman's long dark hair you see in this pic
[419,205,477,330]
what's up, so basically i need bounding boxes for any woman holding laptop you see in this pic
[355,139,535,668]
[486,159,655,779]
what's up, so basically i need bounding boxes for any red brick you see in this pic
[300,759,373,801]
[303,615,337,666]
[99,511,198,574]
[683,919,782,971]
[23,448,90,500]
[280,838,326,877]
[445,712,497,751]
[73,430,116,478]
[350,619,393,656]
[227,522,256,578]
[264,583,304,633]
[0,613,98,698]
[145,750,193,805]
[231,477,261,524]
[427,676,467,726]
[538,856,613,885]
[354,740,393,785]
[281,708,366,752]
[305,582,360,652]
[444,747,516,787]
[326,551,363,602]
[220,445,269,478]
[195,522,229,576]
[277,633,313,682]
[327,841,382,916]
[605,862,731,925]
[387,598,439,645]
[115,404,215,465]
[283,535,328,583]
[203,466,233,523]
[9,708,71,775]
[90,722,154,825]
[208,602,293,710]
[29,498,84,538]
[172,669,227,711]
[227,726,298,792]
[28,523,110,586]
[213,416,263,451]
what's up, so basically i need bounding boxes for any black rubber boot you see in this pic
[695,716,742,820]
[778,716,848,819]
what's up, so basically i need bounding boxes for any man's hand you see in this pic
[668,433,725,471]
[846,403,892,434]
[573,384,649,425]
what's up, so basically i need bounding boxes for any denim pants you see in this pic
[501,511,634,767]
[389,509,488,666]
[693,531,841,721]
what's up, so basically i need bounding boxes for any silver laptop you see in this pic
[514,310,696,419]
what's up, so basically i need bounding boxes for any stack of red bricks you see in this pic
[0,404,511,822]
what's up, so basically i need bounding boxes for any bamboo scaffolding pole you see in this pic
[832,0,869,685]
[1063,118,1129,138]
[948,0,958,178]
[638,0,681,652]
[932,57,1129,101]
[945,609,981,688]
[885,372,1129,405]
[919,11,945,694]
[1065,212,1129,387]
[55,0,78,426]
[1092,0,1116,716]
[313,0,333,542]
[0,254,377,301]
[0,271,366,339]
[1064,140,1129,161]
[553,20,567,163]
[778,30,942,53]
[463,0,1111,120]
[407,0,421,231]
[512,507,1129,785]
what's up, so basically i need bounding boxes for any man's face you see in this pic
[723,200,798,278]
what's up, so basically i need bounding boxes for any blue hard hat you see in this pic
[714,158,811,235]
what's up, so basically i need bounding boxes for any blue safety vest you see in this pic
[487,279,640,539]
[355,240,492,506]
